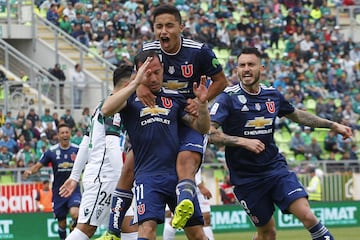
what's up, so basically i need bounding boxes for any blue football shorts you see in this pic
[233,171,308,227]
[134,174,204,227]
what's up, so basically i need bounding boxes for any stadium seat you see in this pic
[314,128,330,143]
[200,1,208,12]
[0,174,14,184]
[213,169,225,181]
[334,98,342,108]
[304,98,317,112]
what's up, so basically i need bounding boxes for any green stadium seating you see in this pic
[304,98,317,112]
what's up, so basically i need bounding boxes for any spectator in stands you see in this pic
[0,134,17,154]
[49,63,66,107]
[316,96,335,120]
[304,137,323,161]
[103,45,118,65]
[26,108,40,128]
[69,64,86,109]
[41,108,55,130]
[61,109,76,130]
[69,127,83,145]
[45,122,57,144]
[36,179,53,212]
[290,128,306,158]
[78,107,90,131]
[301,126,313,146]
[16,142,36,167]
[33,120,45,139]
[52,112,60,128]
[0,145,15,169]
[349,143,359,160]
[71,23,88,47]
[219,174,236,205]
[62,2,76,22]
[36,133,49,157]
[46,3,60,26]
[324,129,344,159]
[21,120,36,146]
[1,120,16,140]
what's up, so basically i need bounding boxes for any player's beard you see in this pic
[239,71,261,92]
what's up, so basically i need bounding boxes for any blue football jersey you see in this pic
[120,88,187,178]
[210,84,295,185]
[39,143,80,197]
[142,38,223,99]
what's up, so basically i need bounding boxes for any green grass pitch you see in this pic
[171,227,360,240]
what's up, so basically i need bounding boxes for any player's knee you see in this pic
[184,226,208,240]
[76,223,97,237]
[299,210,319,229]
[257,227,276,240]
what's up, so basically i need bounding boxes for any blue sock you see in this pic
[58,226,66,240]
[176,179,196,204]
[309,222,334,240]
[137,238,149,240]
[108,188,133,237]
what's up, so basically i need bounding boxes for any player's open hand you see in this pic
[59,178,78,198]
[242,138,265,154]
[135,57,156,107]
[331,122,352,140]
[193,75,208,104]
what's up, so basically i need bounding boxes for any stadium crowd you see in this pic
[1,0,360,175]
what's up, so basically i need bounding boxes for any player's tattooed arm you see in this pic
[286,109,334,128]
[182,102,210,134]
[209,122,240,146]
[209,122,266,153]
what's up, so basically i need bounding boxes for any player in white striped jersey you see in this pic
[59,65,138,240]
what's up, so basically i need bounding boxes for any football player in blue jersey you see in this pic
[101,50,210,240]
[100,5,227,239]
[209,47,352,240]
[24,123,81,240]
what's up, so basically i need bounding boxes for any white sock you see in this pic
[163,217,176,240]
[121,231,138,240]
[203,226,214,240]
[65,228,89,240]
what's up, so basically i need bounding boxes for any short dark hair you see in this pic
[238,47,262,59]
[134,50,160,71]
[113,64,133,87]
[153,4,182,25]
[58,123,71,130]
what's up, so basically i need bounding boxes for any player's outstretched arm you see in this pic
[209,122,265,154]
[23,162,43,179]
[286,109,352,139]
[102,57,153,116]
[183,76,210,134]
[59,178,78,198]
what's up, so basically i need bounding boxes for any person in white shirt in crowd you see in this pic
[70,63,86,109]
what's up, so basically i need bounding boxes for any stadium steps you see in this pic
[36,23,113,82]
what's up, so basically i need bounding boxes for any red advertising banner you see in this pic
[0,183,42,213]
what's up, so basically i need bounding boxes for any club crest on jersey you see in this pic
[237,95,247,104]
[266,101,275,113]
[71,152,77,161]
[255,103,261,111]
[181,64,193,78]
[137,203,145,215]
[140,105,170,117]
[168,66,175,75]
